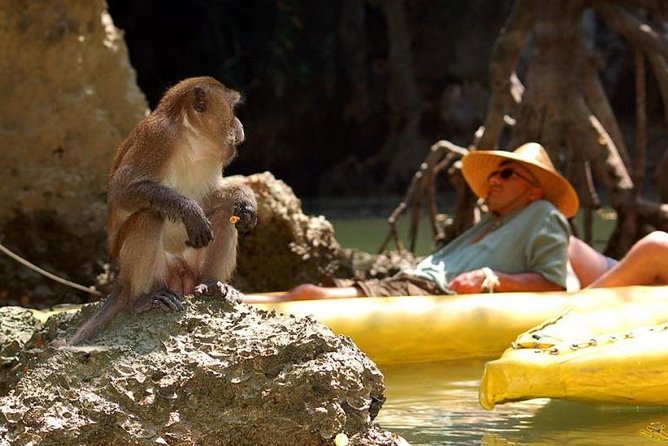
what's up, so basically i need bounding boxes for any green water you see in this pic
[331,217,437,256]
[375,360,668,445]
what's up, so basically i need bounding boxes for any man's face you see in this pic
[485,161,542,216]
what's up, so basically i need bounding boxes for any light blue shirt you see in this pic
[408,200,571,292]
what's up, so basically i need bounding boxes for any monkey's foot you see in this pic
[150,289,185,312]
[194,281,243,305]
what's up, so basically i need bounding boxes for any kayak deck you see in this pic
[479,285,668,408]
[252,286,668,365]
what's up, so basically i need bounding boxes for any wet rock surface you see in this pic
[0,294,407,445]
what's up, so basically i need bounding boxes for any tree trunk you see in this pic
[371,0,423,189]
[656,150,668,203]
[506,0,638,256]
[477,0,536,150]
[340,0,370,123]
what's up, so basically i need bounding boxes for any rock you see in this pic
[0,307,41,354]
[352,250,419,282]
[0,294,405,445]
[0,0,146,227]
[0,307,43,395]
[230,172,354,293]
[0,0,147,301]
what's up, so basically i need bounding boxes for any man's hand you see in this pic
[448,269,488,294]
[449,269,564,294]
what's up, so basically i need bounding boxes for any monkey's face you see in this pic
[187,81,245,163]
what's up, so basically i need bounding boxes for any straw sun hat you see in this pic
[461,142,579,218]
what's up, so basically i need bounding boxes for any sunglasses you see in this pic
[487,167,537,185]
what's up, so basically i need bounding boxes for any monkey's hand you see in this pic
[194,281,243,306]
[182,201,214,248]
[232,199,258,234]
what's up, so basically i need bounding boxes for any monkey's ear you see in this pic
[193,87,208,113]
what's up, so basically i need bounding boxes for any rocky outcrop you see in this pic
[0,307,41,396]
[0,0,147,301]
[0,0,146,226]
[231,172,354,293]
[0,294,407,445]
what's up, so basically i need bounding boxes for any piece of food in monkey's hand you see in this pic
[229,215,240,224]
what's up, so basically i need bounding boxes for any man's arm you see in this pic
[448,269,564,294]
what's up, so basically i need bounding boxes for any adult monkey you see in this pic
[67,76,257,346]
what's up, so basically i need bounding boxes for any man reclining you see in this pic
[246,142,580,303]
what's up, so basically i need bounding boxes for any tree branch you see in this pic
[615,0,668,19]
[378,140,467,253]
[567,99,634,199]
[594,2,668,61]
[637,198,668,230]
[478,0,537,149]
[564,96,637,255]
[578,34,631,164]
[646,53,668,127]
[634,48,647,190]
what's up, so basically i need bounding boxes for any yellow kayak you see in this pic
[479,285,668,409]
[253,286,668,366]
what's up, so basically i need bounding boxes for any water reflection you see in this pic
[376,359,668,445]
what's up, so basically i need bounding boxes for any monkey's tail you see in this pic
[68,288,127,346]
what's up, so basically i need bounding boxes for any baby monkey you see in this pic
[68,77,257,345]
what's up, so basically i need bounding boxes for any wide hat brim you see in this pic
[461,143,580,218]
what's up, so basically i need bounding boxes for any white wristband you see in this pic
[481,267,500,293]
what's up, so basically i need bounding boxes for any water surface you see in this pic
[376,360,668,445]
